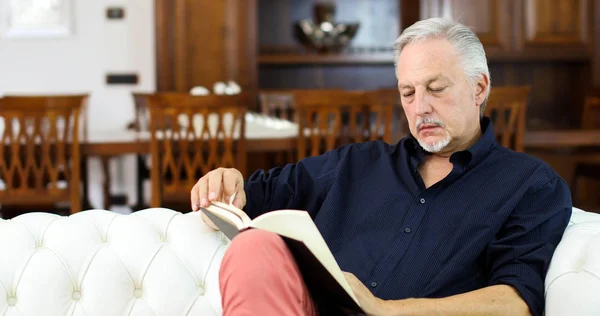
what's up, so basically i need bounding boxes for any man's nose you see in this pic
[414,90,432,116]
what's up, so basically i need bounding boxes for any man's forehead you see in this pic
[398,74,451,88]
[396,39,458,70]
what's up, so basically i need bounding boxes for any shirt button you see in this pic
[370,282,377,288]
[420,198,425,204]
[404,227,412,233]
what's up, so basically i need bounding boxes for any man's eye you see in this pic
[429,87,445,92]
[402,92,414,97]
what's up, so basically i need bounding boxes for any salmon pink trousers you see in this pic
[219,229,319,316]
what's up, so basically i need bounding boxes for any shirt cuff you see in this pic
[490,277,542,316]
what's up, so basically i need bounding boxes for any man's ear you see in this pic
[474,74,489,106]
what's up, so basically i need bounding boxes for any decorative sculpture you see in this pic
[294,1,360,53]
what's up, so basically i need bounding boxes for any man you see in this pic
[191,18,571,316]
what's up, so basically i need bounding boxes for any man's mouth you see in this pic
[418,124,441,132]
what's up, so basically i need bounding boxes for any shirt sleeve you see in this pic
[485,174,572,316]
[242,145,351,219]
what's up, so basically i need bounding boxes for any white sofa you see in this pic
[0,207,598,316]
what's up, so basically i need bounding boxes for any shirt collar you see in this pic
[404,116,497,169]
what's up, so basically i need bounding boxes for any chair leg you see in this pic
[100,156,111,210]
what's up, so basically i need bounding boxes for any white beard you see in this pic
[417,132,451,153]
[415,117,452,153]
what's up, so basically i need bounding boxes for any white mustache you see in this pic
[416,117,445,130]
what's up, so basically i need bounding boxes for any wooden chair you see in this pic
[145,93,248,208]
[572,93,600,210]
[581,94,600,129]
[294,90,394,160]
[131,92,152,133]
[374,88,409,143]
[259,90,296,121]
[0,95,86,215]
[484,86,531,152]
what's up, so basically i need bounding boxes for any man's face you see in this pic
[396,38,486,154]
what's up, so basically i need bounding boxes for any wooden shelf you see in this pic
[486,50,590,62]
[258,53,395,65]
[258,50,589,66]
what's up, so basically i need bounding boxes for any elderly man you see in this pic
[191,18,571,316]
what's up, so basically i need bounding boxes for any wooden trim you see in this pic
[400,0,420,31]
[524,129,600,148]
[257,50,589,65]
[246,0,259,111]
[594,0,600,86]
[155,0,173,91]
[258,53,395,65]
[224,0,238,82]
[71,107,82,213]
[174,0,188,91]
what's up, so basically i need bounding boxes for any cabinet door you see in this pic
[419,0,512,54]
[155,0,257,92]
[517,0,591,58]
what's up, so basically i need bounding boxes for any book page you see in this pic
[201,207,244,240]
[211,201,252,226]
[250,210,359,306]
[201,204,246,230]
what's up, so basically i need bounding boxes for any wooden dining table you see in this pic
[81,112,300,155]
[83,127,600,156]
[78,123,600,210]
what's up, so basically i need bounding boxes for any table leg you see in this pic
[133,154,149,211]
[81,158,93,210]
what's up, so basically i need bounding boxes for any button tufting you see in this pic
[7,296,16,306]
[72,291,81,300]
[197,286,205,295]
[134,289,143,298]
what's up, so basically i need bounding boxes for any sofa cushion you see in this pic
[0,208,228,316]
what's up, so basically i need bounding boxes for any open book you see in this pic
[200,201,363,314]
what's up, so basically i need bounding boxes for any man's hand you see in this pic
[344,272,387,316]
[191,168,247,229]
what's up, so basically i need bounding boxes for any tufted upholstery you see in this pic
[545,207,600,315]
[0,208,228,316]
[0,207,599,315]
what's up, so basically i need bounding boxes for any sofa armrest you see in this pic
[545,209,600,316]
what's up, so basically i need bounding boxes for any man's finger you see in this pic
[191,183,200,211]
[222,169,240,201]
[197,177,209,207]
[207,169,225,202]
[231,181,246,209]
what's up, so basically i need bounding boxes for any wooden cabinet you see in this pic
[419,0,592,60]
[155,0,257,93]
[419,0,512,55]
[516,0,591,58]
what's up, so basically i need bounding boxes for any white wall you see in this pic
[0,0,156,209]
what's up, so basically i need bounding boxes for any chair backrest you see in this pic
[484,86,530,152]
[0,95,86,213]
[374,88,408,143]
[258,90,296,121]
[131,92,152,133]
[144,93,248,207]
[293,90,393,160]
[582,94,600,129]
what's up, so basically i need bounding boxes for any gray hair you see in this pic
[393,18,491,115]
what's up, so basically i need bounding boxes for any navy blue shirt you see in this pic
[243,117,571,316]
